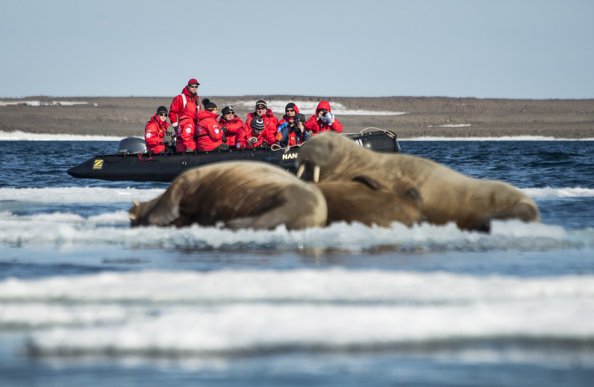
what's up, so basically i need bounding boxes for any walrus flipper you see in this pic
[490,201,541,223]
[130,175,191,227]
[352,175,384,190]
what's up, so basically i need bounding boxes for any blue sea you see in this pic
[1,135,594,386]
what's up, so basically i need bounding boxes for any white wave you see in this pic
[524,187,594,199]
[0,303,129,327]
[233,100,406,116]
[0,130,121,141]
[2,269,593,304]
[0,209,582,251]
[0,187,164,203]
[2,270,592,355]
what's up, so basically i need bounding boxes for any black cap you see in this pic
[221,106,235,115]
[202,98,217,110]
[156,106,168,115]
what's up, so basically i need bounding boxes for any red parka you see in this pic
[218,115,245,147]
[169,86,199,127]
[235,124,277,149]
[196,110,225,151]
[144,114,168,153]
[277,104,300,128]
[246,109,279,134]
[170,86,200,152]
[304,100,343,134]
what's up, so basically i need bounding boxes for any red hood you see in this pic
[198,109,218,120]
[219,116,243,124]
[288,104,300,114]
[315,100,331,113]
[181,86,198,100]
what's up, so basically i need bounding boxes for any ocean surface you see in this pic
[1,137,594,386]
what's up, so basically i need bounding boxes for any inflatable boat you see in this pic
[67,129,401,182]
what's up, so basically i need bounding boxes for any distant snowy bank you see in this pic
[1,131,592,142]
[0,100,93,107]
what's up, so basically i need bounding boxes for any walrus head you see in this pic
[296,132,359,182]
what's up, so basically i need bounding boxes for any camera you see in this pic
[291,114,305,129]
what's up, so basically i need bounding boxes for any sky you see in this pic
[1,0,594,99]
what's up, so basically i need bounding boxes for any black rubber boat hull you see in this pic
[68,130,400,182]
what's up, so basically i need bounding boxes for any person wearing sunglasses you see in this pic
[169,78,200,152]
[276,102,302,145]
[144,105,169,154]
[245,99,278,138]
[304,100,343,134]
[218,106,243,148]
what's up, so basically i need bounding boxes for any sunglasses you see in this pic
[188,85,199,88]
[256,105,266,110]
[285,109,294,112]
[225,111,235,115]
[158,113,167,116]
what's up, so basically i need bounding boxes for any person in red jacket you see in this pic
[236,117,277,149]
[144,106,169,154]
[169,78,200,152]
[284,113,311,147]
[304,100,343,134]
[196,99,227,152]
[245,99,278,137]
[277,102,299,128]
[277,102,301,145]
[218,106,244,148]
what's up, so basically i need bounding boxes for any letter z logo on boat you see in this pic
[281,153,298,160]
[93,159,104,170]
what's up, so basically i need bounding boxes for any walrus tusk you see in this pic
[296,164,305,179]
[313,165,320,183]
[129,213,137,221]
[132,199,140,206]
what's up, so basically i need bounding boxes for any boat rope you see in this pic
[270,143,300,153]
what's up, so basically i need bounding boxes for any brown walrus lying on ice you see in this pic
[296,132,540,232]
[129,161,327,230]
[316,176,423,227]
[129,160,424,229]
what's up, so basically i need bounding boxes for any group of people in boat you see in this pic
[144,78,344,154]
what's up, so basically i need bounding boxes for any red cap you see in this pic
[187,78,200,86]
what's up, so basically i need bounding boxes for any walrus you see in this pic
[129,161,327,230]
[317,176,424,227]
[296,132,540,231]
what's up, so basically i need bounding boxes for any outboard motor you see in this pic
[117,137,147,155]
[349,129,401,153]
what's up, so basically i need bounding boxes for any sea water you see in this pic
[0,138,593,386]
